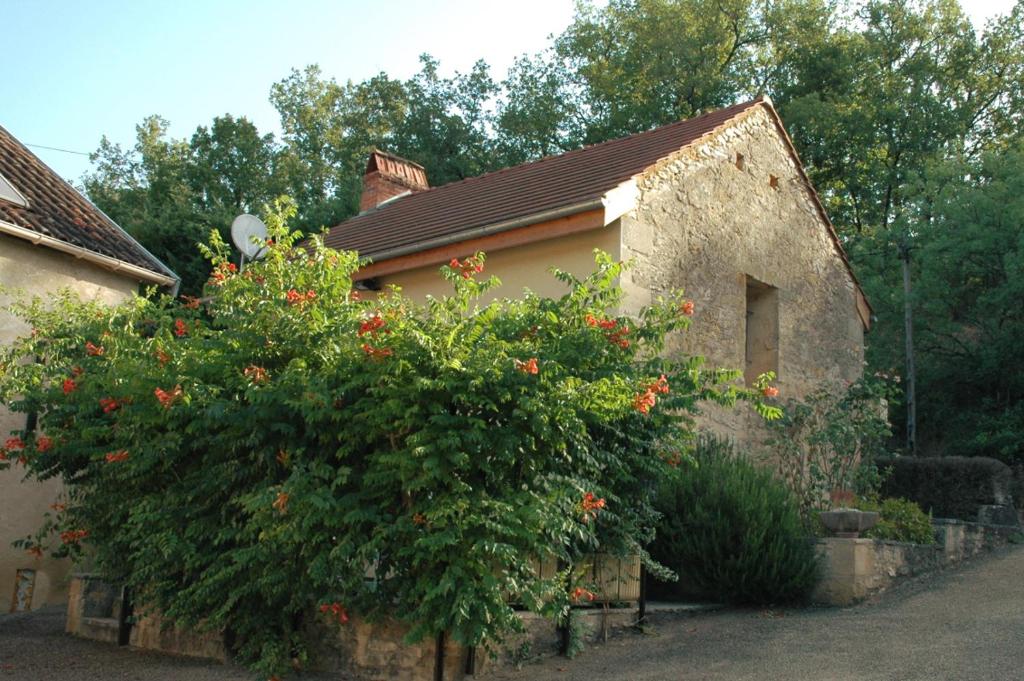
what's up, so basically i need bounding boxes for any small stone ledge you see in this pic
[813,520,1018,606]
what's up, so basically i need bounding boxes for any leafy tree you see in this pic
[0,203,778,676]
[774,0,1024,238]
[872,144,1024,461]
[84,115,282,295]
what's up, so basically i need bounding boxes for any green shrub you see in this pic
[650,437,819,605]
[856,497,936,544]
[762,376,898,525]
[877,455,1013,520]
[0,202,779,677]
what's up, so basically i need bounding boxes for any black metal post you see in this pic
[434,631,446,681]
[637,563,647,628]
[117,586,133,646]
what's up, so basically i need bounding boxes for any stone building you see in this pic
[0,125,178,612]
[324,97,870,444]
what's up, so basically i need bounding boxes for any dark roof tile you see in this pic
[0,124,176,281]
[324,99,762,257]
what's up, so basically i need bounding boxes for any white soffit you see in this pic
[0,172,29,208]
[601,179,639,226]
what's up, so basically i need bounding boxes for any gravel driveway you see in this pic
[2,546,1022,680]
[491,544,1024,681]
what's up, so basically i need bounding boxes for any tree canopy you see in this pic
[81,0,1024,457]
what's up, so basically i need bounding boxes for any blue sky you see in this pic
[3,0,1015,183]
[3,0,577,181]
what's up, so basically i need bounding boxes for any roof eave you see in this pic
[0,219,180,290]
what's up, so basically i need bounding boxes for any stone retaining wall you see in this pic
[813,519,1020,606]
[66,574,638,680]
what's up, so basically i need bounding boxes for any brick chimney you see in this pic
[359,150,429,213]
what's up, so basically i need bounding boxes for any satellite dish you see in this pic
[230,214,269,260]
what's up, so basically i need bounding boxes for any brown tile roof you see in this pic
[324,98,764,257]
[0,124,177,282]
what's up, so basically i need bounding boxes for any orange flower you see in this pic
[358,315,387,337]
[319,602,349,624]
[155,385,183,409]
[105,450,129,463]
[62,378,76,394]
[286,289,317,306]
[514,357,539,375]
[244,365,269,384]
[412,512,427,526]
[210,262,236,285]
[588,315,631,348]
[36,436,53,453]
[174,319,188,337]
[449,256,484,279]
[60,529,88,544]
[85,341,105,356]
[181,295,201,309]
[580,492,606,522]
[349,290,361,302]
[99,395,121,411]
[155,349,171,365]
[272,491,289,515]
[762,386,779,398]
[5,437,24,451]
[361,343,393,359]
[634,375,669,414]
[50,503,66,512]
[571,587,596,602]
[680,300,695,316]
[276,449,290,466]
[663,452,683,467]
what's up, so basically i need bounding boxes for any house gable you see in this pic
[617,102,866,442]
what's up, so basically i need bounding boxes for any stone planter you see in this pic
[819,508,880,538]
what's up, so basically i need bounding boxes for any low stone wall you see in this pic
[129,610,228,663]
[66,573,637,680]
[813,519,1019,606]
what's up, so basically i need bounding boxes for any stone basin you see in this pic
[819,508,880,538]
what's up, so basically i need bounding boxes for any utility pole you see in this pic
[898,241,917,455]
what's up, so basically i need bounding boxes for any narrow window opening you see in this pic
[735,153,745,170]
[769,174,779,190]
[744,277,779,386]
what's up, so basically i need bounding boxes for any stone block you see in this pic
[128,610,228,662]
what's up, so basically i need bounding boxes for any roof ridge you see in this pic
[368,98,764,204]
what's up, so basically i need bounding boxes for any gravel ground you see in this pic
[2,545,1022,680]
[491,544,1024,681]
[0,606,259,680]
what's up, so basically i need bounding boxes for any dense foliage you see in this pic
[81,1,1024,460]
[0,204,777,676]
[876,455,1015,521]
[762,376,897,524]
[856,497,936,545]
[650,437,819,605]
[869,144,1024,462]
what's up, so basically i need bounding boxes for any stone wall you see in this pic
[65,574,639,680]
[813,519,1019,606]
[0,234,139,613]
[619,105,865,446]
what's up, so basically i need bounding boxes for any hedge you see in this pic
[877,455,1014,521]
